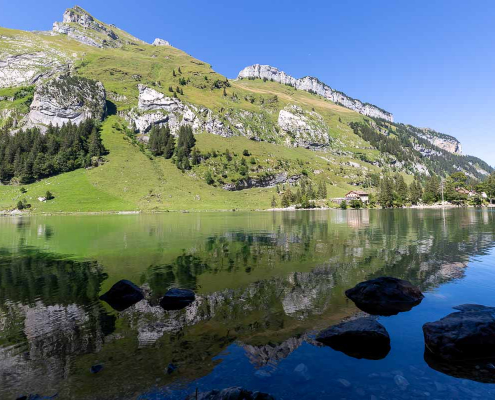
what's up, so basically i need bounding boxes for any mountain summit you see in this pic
[52,5,145,48]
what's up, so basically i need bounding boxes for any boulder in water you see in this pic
[345,277,424,316]
[316,317,391,360]
[423,304,495,361]
[99,280,144,311]
[160,288,195,311]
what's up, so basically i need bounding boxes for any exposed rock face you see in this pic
[131,85,331,149]
[278,105,330,148]
[186,387,275,400]
[238,64,393,122]
[26,75,106,128]
[152,38,170,46]
[423,304,495,361]
[52,6,144,48]
[0,52,70,89]
[417,128,462,154]
[345,277,424,316]
[130,84,234,137]
[316,317,391,360]
[222,172,300,191]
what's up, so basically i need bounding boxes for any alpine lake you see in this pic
[1,208,495,400]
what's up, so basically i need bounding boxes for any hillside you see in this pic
[0,6,492,213]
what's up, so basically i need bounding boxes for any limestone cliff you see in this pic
[129,85,332,149]
[417,128,462,154]
[25,75,106,128]
[0,34,72,89]
[238,64,394,122]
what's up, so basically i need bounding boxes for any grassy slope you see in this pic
[0,24,399,212]
[0,115,365,212]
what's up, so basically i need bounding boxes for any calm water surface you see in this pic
[0,209,495,399]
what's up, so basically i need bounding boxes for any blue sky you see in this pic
[1,0,494,166]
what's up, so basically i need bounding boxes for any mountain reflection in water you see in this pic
[0,209,494,399]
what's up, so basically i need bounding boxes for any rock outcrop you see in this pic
[238,64,393,122]
[52,6,144,48]
[152,38,170,46]
[423,304,495,361]
[417,128,462,154]
[222,172,300,191]
[25,75,106,128]
[0,52,70,89]
[130,85,332,149]
[278,105,330,148]
[345,277,424,316]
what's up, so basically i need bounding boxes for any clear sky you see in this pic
[1,0,494,166]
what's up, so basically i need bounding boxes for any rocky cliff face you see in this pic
[25,75,106,128]
[238,64,394,122]
[417,128,462,154]
[52,6,144,48]
[278,105,330,148]
[0,33,73,89]
[130,85,332,149]
[152,38,171,46]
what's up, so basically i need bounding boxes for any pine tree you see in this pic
[423,175,440,204]
[317,180,327,199]
[395,174,409,205]
[271,195,278,208]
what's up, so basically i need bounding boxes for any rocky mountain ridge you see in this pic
[52,6,145,48]
[238,64,394,122]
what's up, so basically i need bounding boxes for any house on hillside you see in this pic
[345,190,369,204]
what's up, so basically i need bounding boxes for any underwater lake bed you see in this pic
[1,208,495,399]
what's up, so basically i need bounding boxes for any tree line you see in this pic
[0,120,105,184]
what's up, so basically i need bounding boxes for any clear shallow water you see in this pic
[0,209,495,399]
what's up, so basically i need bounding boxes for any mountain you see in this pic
[0,6,492,212]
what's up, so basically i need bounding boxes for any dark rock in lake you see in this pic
[345,277,424,316]
[424,348,495,383]
[423,304,495,361]
[90,364,104,374]
[99,280,144,311]
[316,317,391,360]
[185,387,275,400]
[160,288,195,311]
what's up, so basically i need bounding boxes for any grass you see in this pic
[0,17,401,213]
[0,116,373,213]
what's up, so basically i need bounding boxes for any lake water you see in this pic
[1,209,495,399]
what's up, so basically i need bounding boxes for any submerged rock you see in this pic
[160,288,195,311]
[316,317,391,360]
[185,387,275,400]
[423,304,495,361]
[345,277,424,316]
[99,280,144,311]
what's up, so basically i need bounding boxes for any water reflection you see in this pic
[0,209,494,399]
